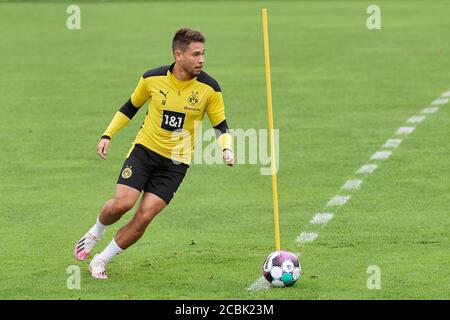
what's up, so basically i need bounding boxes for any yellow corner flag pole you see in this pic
[262,8,281,251]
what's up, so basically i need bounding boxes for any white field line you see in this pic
[327,195,350,207]
[407,115,426,124]
[246,91,447,292]
[383,139,402,148]
[370,151,392,160]
[246,277,272,291]
[396,126,415,135]
[295,232,319,243]
[421,106,439,114]
[431,98,448,105]
[310,213,334,224]
[356,164,378,174]
[341,179,362,190]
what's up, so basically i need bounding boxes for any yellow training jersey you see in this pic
[104,63,227,164]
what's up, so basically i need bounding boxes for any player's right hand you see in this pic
[97,138,110,159]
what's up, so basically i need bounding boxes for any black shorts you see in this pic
[117,144,189,204]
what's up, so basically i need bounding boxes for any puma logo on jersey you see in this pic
[160,90,169,99]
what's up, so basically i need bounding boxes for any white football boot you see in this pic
[88,255,108,280]
[74,232,99,261]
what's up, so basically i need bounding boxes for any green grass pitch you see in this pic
[1,0,449,299]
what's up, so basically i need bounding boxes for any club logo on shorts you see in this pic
[121,165,133,179]
[188,91,200,107]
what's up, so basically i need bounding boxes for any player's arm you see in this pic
[207,90,234,166]
[98,77,149,159]
[214,119,234,166]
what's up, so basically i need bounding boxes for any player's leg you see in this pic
[89,151,189,279]
[98,184,140,225]
[75,144,150,262]
[74,184,140,261]
[116,192,167,249]
[112,160,189,249]
[89,192,166,279]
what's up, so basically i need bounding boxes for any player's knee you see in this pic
[113,197,135,214]
[135,207,160,227]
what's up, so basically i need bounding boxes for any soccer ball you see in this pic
[262,250,301,287]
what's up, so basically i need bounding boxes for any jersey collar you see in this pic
[168,62,197,91]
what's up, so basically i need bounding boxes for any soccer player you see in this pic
[74,28,234,279]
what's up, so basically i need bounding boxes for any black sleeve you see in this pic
[119,98,139,120]
[213,119,229,137]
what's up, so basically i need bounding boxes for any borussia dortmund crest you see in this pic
[188,91,200,107]
[121,166,133,179]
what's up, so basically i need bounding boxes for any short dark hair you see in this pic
[172,28,205,52]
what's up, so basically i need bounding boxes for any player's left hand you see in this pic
[223,149,234,166]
